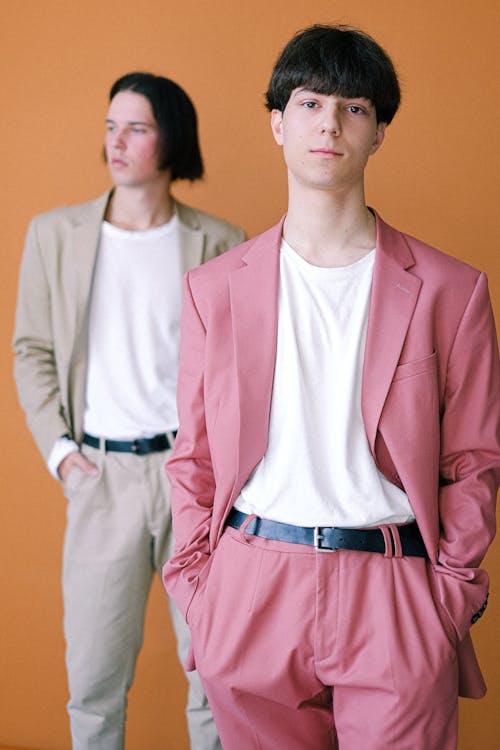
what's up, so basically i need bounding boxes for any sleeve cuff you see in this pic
[47,436,79,479]
[471,594,489,624]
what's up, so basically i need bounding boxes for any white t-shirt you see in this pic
[48,215,182,476]
[235,238,415,528]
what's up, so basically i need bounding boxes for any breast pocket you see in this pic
[392,351,438,383]
[381,351,440,470]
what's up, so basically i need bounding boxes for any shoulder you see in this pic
[402,233,485,311]
[175,201,245,244]
[188,222,279,284]
[28,192,109,238]
[406,233,479,278]
[376,212,482,289]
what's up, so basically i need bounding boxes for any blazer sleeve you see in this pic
[434,271,499,641]
[162,271,216,622]
[13,217,70,462]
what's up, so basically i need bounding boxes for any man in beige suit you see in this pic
[13,72,245,750]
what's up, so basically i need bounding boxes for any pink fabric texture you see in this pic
[189,528,459,749]
[163,211,500,720]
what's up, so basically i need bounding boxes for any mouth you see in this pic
[310,149,342,157]
[110,157,128,167]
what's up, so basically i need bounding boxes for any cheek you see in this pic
[140,140,161,166]
[104,134,112,154]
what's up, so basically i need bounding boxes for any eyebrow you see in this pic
[292,88,317,97]
[105,118,156,126]
[298,89,372,101]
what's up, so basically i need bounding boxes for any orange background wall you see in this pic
[1,1,498,748]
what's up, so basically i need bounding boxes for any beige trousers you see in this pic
[62,441,220,750]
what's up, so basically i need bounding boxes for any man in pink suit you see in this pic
[163,25,500,749]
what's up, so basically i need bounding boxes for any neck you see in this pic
[106,180,174,231]
[284,183,376,267]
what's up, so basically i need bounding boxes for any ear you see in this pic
[369,121,386,156]
[270,109,284,146]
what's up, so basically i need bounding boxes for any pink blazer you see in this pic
[163,212,500,698]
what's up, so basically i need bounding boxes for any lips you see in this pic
[311,149,342,157]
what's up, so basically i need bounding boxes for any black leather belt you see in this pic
[226,508,427,557]
[82,431,176,455]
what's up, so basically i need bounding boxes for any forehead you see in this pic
[107,90,156,124]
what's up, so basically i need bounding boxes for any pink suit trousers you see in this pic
[188,526,459,750]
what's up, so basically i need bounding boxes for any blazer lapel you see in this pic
[362,213,422,453]
[71,191,112,353]
[225,213,419,490]
[228,221,282,497]
[65,191,111,438]
[175,201,205,274]
[71,195,203,346]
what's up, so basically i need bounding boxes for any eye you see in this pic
[302,100,318,109]
[131,127,147,133]
[346,105,364,114]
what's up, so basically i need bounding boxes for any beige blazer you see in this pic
[13,190,245,461]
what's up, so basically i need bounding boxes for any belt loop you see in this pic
[239,513,258,544]
[380,526,393,558]
[389,524,403,558]
[99,436,106,455]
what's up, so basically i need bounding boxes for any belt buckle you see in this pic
[131,438,149,455]
[314,527,337,553]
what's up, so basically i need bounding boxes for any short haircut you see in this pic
[265,25,401,124]
[109,72,204,181]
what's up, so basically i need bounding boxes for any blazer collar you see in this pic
[226,210,422,478]
[174,200,206,275]
[362,211,422,452]
[72,191,207,338]
[72,191,112,351]
[227,220,283,497]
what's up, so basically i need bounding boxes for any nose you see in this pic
[321,104,341,135]
[110,128,126,150]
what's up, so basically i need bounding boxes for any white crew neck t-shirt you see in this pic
[83,216,182,439]
[235,238,414,528]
